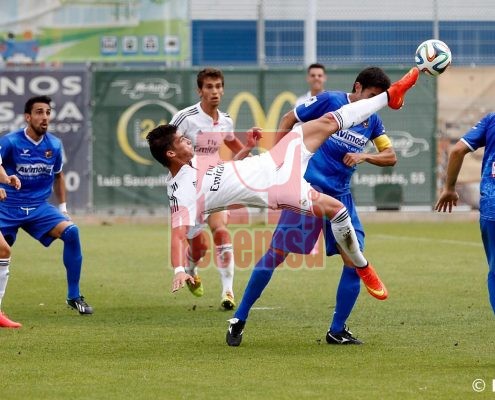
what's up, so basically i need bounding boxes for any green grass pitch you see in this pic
[0,220,493,399]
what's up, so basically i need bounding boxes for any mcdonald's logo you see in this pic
[226,91,297,151]
[117,92,296,164]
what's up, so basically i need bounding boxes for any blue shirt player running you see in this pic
[0,95,93,321]
[436,112,495,315]
[228,67,397,346]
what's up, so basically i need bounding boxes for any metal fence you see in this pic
[191,0,495,67]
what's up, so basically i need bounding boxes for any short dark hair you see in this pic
[146,124,179,168]
[24,95,51,114]
[353,67,391,92]
[307,63,326,73]
[197,67,224,89]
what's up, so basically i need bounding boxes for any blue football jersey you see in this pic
[294,91,386,196]
[0,128,63,206]
[461,113,495,219]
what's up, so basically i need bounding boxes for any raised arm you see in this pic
[224,137,245,155]
[232,128,262,160]
[274,110,298,144]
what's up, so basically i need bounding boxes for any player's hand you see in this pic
[172,271,194,293]
[0,188,6,201]
[246,127,262,148]
[434,190,459,213]
[8,175,21,190]
[58,203,71,219]
[342,152,365,167]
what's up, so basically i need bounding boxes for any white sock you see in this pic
[0,258,11,310]
[185,249,198,276]
[330,208,367,268]
[332,92,388,130]
[216,244,234,296]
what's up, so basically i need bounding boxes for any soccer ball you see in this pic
[414,39,452,76]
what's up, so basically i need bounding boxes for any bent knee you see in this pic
[60,224,80,243]
[311,191,344,217]
[210,227,231,245]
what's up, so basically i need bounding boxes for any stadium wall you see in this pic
[191,0,495,66]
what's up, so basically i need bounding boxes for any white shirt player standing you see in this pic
[169,68,245,310]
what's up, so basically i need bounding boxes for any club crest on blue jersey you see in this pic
[45,150,53,158]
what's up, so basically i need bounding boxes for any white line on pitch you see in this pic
[251,307,282,310]
[372,234,483,248]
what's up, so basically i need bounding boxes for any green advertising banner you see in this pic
[92,69,191,209]
[220,69,437,208]
[91,68,436,210]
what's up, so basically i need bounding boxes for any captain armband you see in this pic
[373,135,392,152]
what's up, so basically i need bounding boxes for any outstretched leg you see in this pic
[312,193,388,300]
[235,248,286,321]
[301,67,419,154]
[226,247,287,347]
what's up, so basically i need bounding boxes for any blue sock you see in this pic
[481,220,495,315]
[330,266,361,333]
[60,225,83,300]
[488,269,495,315]
[234,248,286,321]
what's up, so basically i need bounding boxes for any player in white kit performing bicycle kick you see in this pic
[147,69,418,329]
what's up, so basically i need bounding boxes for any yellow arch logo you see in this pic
[117,93,296,164]
[227,91,297,151]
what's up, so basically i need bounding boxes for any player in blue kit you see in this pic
[436,113,495,315]
[227,67,397,346]
[0,95,93,323]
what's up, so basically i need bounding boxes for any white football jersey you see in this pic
[170,102,235,156]
[166,127,315,235]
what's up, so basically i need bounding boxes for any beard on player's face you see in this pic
[30,122,48,136]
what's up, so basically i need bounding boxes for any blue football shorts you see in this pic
[270,192,365,256]
[0,202,70,247]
